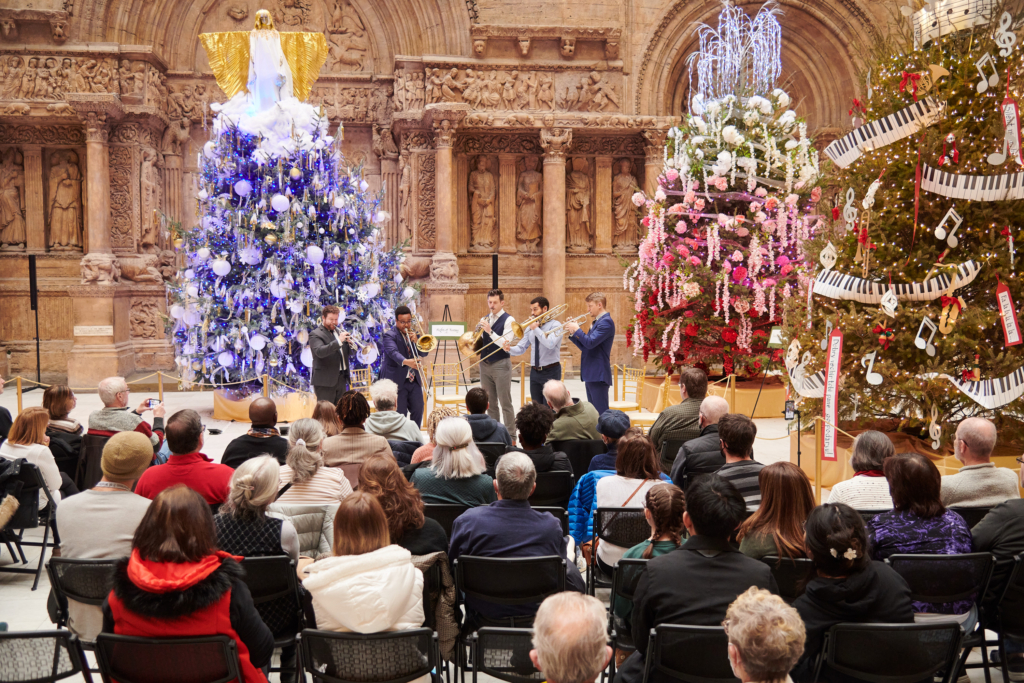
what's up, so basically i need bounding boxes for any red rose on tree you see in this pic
[721,328,739,343]
[685,323,700,336]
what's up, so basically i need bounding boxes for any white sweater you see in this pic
[0,441,63,509]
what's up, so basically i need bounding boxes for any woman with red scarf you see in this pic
[826,431,895,511]
[102,485,274,683]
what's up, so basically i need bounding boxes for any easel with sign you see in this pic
[429,304,470,386]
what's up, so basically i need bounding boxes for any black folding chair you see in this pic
[76,434,110,491]
[424,504,471,538]
[813,622,963,683]
[587,507,649,595]
[237,556,303,680]
[528,471,574,509]
[297,627,437,683]
[642,625,738,683]
[658,439,686,474]
[988,555,1024,683]
[453,555,566,682]
[949,506,994,529]
[551,440,606,477]
[469,628,543,683]
[855,509,892,525]
[477,443,508,476]
[608,559,648,680]
[533,506,569,537]
[760,556,816,603]
[885,553,994,683]
[0,630,94,683]
[47,558,119,647]
[94,633,243,683]
[0,462,59,590]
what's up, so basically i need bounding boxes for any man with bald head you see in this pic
[670,395,730,489]
[941,417,1020,508]
[221,396,290,468]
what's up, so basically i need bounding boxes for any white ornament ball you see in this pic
[249,334,267,351]
[196,247,211,261]
[183,268,195,280]
[211,259,232,277]
[197,189,209,200]
[305,245,325,265]
[333,195,345,209]
[358,282,381,299]
[170,304,185,319]
[300,346,314,368]
[271,194,290,213]
[403,287,417,300]
[183,308,202,326]
[186,285,199,297]
[203,141,216,158]
[239,246,263,266]
[234,180,253,197]
[218,351,234,368]
[288,299,304,314]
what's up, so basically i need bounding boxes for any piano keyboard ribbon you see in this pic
[813,260,981,303]
[944,368,1024,409]
[920,162,1024,201]
[824,97,945,169]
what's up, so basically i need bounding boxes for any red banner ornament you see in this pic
[997,278,1022,347]
[821,327,844,462]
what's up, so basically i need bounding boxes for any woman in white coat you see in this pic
[300,491,424,634]
[0,406,77,508]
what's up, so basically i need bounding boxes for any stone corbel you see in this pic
[605,40,620,61]
[50,18,68,44]
[560,36,576,59]
[472,37,487,57]
[517,37,531,57]
[425,103,469,148]
[540,127,573,159]
[0,19,16,41]
[65,94,124,141]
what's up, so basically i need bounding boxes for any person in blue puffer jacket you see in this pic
[568,466,671,545]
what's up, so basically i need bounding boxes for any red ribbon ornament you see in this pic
[900,71,922,101]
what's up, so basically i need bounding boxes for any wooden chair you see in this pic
[430,362,468,415]
[350,367,374,412]
[609,366,645,412]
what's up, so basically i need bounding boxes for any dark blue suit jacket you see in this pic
[379,327,428,386]
[568,314,615,384]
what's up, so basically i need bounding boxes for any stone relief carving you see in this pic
[326,0,368,72]
[144,69,167,110]
[226,4,249,22]
[0,124,84,145]
[47,149,82,251]
[516,154,542,253]
[371,124,398,159]
[429,252,459,281]
[539,127,572,158]
[156,250,177,281]
[274,0,315,29]
[109,145,134,250]
[560,37,576,58]
[612,158,640,253]
[120,255,163,283]
[130,299,163,339]
[468,156,496,252]
[1,102,28,115]
[417,153,436,251]
[118,59,148,101]
[459,134,543,155]
[419,68,618,113]
[399,255,431,280]
[398,153,411,243]
[315,85,373,122]
[0,147,25,251]
[566,157,592,253]
[393,72,427,112]
[140,148,162,253]
[556,71,619,112]
[81,253,120,284]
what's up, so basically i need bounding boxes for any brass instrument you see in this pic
[542,311,589,338]
[401,315,435,393]
[459,303,572,372]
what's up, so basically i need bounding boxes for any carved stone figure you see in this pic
[48,151,83,251]
[426,69,443,103]
[227,4,249,21]
[140,149,162,253]
[394,73,406,112]
[518,38,531,56]
[1,56,21,98]
[537,73,555,110]
[274,0,312,28]
[429,253,459,282]
[441,67,465,102]
[560,37,576,58]
[18,57,37,99]
[468,156,496,252]
[326,0,369,72]
[120,255,164,283]
[157,250,177,281]
[399,255,431,280]
[372,125,399,159]
[462,69,483,109]
[0,149,26,251]
[55,58,74,98]
[398,154,411,243]
[612,158,640,252]
[411,72,424,109]
[81,253,121,285]
[566,157,592,253]
[130,300,163,338]
[516,155,542,253]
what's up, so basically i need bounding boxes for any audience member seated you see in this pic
[725,588,806,683]
[715,414,764,510]
[365,379,424,442]
[87,376,165,452]
[615,475,777,683]
[56,431,152,642]
[589,410,631,472]
[594,437,667,574]
[738,462,814,560]
[215,456,299,561]
[102,485,274,683]
[360,453,448,555]
[322,391,393,466]
[449,452,585,630]
[530,593,612,683]
[669,396,729,488]
[43,384,83,476]
[868,452,972,616]
[544,380,600,442]
[465,386,513,446]
[826,431,895,510]
[410,418,496,506]
[221,397,290,469]
[277,418,353,505]
[0,406,78,507]
[612,484,685,630]
[515,402,573,474]
[412,407,458,465]
[0,377,11,444]
[791,503,913,683]
[312,400,343,437]
[135,409,233,505]
[941,417,1019,507]
[649,368,708,468]
[300,492,425,633]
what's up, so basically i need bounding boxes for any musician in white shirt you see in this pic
[475,289,517,442]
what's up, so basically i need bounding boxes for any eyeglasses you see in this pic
[1016,457,1024,465]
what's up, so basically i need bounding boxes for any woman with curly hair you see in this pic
[360,453,447,554]
[411,406,459,464]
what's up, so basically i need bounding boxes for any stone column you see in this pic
[163,153,183,226]
[642,129,669,196]
[594,156,613,254]
[83,112,112,254]
[498,154,518,254]
[21,145,45,252]
[425,103,468,283]
[540,128,572,308]
[380,154,399,247]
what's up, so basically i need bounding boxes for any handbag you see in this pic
[583,479,650,567]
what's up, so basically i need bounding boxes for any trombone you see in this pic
[458,303,570,371]
[402,314,437,392]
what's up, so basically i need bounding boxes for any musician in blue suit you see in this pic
[564,292,614,416]
[379,305,429,427]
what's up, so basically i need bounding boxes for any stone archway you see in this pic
[636,0,876,132]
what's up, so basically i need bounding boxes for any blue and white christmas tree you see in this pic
[167,11,415,393]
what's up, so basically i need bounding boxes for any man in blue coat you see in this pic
[379,305,429,427]
[563,292,614,416]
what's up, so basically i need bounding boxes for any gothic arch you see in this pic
[636,0,877,131]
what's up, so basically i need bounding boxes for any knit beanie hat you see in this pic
[101,431,153,481]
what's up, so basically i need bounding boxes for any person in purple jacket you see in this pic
[563,292,615,416]
[379,306,429,427]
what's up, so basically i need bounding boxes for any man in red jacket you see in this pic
[135,409,232,505]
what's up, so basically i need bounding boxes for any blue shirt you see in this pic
[509,319,564,367]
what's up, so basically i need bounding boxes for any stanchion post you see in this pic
[262,374,269,397]
[729,374,737,412]
[813,418,822,504]
[614,365,619,402]
[520,361,526,406]
[157,372,164,403]
[16,376,22,415]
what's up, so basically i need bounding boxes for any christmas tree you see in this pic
[625,2,822,378]
[167,17,415,395]
[781,0,1024,445]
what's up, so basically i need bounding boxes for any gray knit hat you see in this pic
[101,431,153,481]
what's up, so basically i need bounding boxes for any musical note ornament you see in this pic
[880,287,899,318]
[934,207,963,248]
[843,188,858,231]
[975,53,1000,94]
[929,405,942,450]
[820,320,834,350]
[820,242,838,270]
[995,12,1017,57]
[861,351,883,385]
[914,316,939,356]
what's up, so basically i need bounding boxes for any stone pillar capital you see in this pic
[540,127,573,161]
[426,103,469,148]
[642,128,670,161]
[66,94,123,143]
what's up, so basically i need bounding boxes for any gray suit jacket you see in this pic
[309,325,352,388]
